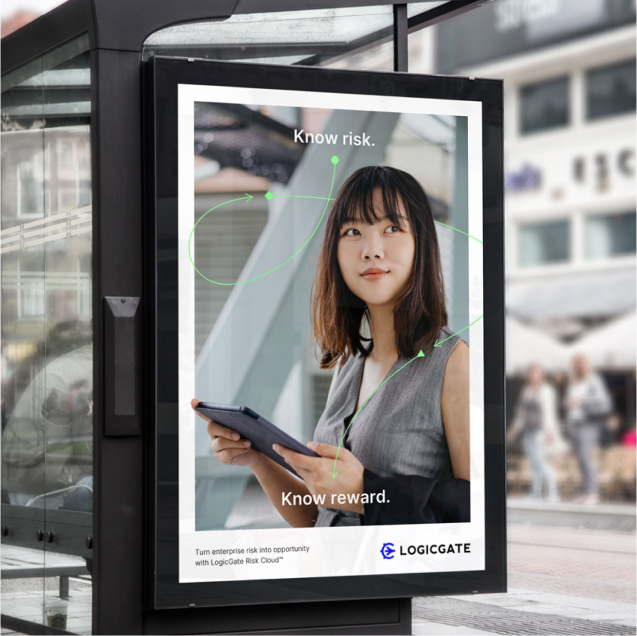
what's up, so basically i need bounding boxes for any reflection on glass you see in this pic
[520,76,570,134]
[1,34,92,633]
[519,220,570,266]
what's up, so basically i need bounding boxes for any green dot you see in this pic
[331,156,339,165]
[264,191,274,201]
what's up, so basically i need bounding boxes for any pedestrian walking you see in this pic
[508,363,561,502]
[565,354,613,505]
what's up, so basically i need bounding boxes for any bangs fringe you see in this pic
[335,167,406,228]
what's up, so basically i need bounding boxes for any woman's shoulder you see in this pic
[431,326,468,357]
[443,337,469,375]
[440,332,470,404]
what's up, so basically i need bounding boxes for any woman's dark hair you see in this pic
[312,165,447,369]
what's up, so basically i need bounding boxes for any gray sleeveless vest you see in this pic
[312,326,464,527]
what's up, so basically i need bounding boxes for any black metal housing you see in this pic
[147,55,506,618]
[104,297,142,436]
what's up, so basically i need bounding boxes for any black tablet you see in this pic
[195,402,319,476]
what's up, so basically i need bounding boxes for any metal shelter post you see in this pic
[393,3,409,72]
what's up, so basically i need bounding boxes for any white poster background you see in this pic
[178,84,484,583]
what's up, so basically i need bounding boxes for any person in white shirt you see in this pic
[508,363,560,503]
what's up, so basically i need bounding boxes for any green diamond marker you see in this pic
[264,191,274,201]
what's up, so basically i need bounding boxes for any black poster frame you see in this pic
[145,56,506,611]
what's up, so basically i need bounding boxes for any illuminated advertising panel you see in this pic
[148,59,505,607]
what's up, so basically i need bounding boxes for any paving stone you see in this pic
[411,521,635,634]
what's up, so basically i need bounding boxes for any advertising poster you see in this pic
[177,84,484,583]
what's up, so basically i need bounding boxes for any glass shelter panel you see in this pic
[142,4,442,70]
[1,34,93,633]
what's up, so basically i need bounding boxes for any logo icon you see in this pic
[380,542,395,560]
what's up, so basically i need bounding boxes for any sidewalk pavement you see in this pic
[2,501,635,635]
[413,501,636,635]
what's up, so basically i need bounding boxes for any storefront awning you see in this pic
[507,268,636,320]
[567,312,636,370]
[506,317,569,374]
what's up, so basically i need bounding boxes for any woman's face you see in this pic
[572,354,590,379]
[336,188,415,309]
[528,365,543,386]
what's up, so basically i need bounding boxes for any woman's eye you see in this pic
[344,228,360,237]
[385,225,401,234]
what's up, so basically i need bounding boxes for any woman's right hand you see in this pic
[191,399,262,469]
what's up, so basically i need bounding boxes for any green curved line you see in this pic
[435,314,484,347]
[331,351,425,478]
[434,220,483,245]
[273,195,336,201]
[188,195,252,275]
[188,164,337,286]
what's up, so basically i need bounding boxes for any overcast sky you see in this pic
[1,0,64,19]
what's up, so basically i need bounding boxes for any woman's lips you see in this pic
[361,268,388,281]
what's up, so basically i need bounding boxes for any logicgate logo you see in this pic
[380,542,395,560]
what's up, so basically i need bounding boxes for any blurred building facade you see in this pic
[434,0,636,427]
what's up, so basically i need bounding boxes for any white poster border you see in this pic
[177,83,484,583]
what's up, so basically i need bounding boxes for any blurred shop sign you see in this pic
[574,149,635,192]
[505,139,635,209]
[436,0,636,73]
[506,163,542,192]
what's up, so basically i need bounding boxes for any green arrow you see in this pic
[434,314,484,347]
[267,194,336,201]
[188,156,339,285]
[331,350,425,479]
[434,220,483,245]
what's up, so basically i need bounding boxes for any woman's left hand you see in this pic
[273,442,365,513]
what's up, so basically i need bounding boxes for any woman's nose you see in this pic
[361,236,384,260]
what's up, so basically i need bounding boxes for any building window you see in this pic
[585,211,636,260]
[520,76,570,135]
[586,59,636,121]
[519,220,570,267]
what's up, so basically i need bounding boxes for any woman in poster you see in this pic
[193,166,470,526]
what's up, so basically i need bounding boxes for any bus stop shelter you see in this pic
[1,1,505,633]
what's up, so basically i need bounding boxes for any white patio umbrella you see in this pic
[506,317,570,375]
[567,312,636,370]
